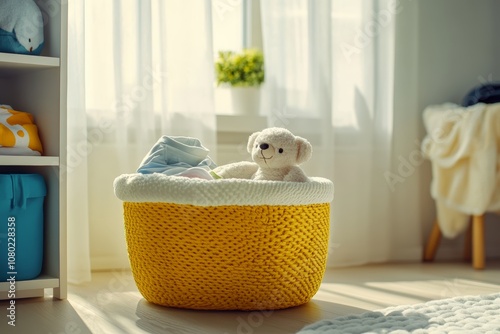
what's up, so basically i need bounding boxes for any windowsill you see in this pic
[216,113,268,133]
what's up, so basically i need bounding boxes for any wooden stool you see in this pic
[423,215,485,270]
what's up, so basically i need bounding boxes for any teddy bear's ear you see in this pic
[295,136,312,164]
[247,131,260,153]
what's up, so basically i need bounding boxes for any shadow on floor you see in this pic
[296,310,430,333]
[0,297,92,334]
[135,298,367,334]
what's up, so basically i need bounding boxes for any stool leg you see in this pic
[423,220,442,262]
[463,219,473,262]
[472,214,485,270]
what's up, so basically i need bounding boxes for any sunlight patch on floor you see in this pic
[365,279,500,300]
[315,283,424,309]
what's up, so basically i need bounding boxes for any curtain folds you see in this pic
[67,0,216,283]
[260,0,413,267]
[67,0,91,284]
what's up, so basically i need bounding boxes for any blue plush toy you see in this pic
[0,0,44,55]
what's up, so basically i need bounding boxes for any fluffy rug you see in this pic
[298,293,500,333]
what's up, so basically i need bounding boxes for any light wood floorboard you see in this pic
[1,261,500,333]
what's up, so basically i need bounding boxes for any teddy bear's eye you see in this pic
[278,148,284,154]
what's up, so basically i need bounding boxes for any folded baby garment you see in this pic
[0,105,43,155]
[137,136,217,179]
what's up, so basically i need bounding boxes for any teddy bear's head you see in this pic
[247,127,312,169]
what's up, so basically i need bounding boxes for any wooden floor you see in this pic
[2,261,500,334]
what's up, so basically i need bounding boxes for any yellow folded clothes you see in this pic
[0,106,43,154]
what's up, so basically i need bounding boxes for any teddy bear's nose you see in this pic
[260,143,269,150]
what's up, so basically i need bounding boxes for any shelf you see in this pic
[0,275,59,291]
[0,276,59,299]
[0,156,59,166]
[0,53,60,77]
[0,2,67,301]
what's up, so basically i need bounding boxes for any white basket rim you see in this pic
[114,173,334,206]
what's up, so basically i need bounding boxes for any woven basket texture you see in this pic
[123,202,330,310]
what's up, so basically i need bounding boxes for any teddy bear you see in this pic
[213,127,312,182]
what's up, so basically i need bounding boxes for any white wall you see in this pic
[391,0,424,261]
[398,0,500,260]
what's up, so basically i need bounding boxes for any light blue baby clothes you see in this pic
[137,136,217,178]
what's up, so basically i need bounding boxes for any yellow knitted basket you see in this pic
[114,173,334,310]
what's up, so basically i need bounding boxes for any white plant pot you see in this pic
[230,86,261,116]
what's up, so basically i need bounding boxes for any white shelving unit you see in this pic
[0,1,67,299]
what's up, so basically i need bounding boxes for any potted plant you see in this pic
[215,49,265,116]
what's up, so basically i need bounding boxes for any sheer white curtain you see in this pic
[67,0,216,283]
[260,0,411,266]
[67,0,91,284]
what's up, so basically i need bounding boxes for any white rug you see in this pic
[298,293,500,333]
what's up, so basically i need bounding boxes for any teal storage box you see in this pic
[0,174,46,281]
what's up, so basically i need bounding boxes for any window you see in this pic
[331,1,366,128]
[212,0,246,55]
[212,0,260,115]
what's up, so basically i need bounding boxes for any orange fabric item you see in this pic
[0,107,43,154]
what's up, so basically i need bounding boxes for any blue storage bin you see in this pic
[0,174,46,281]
